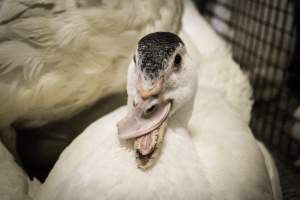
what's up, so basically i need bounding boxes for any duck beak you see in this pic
[117,101,171,140]
[117,75,171,169]
[117,101,171,170]
[118,74,169,139]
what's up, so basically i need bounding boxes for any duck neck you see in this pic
[169,96,195,129]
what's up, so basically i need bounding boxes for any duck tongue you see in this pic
[117,102,171,140]
[117,102,171,170]
[134,122,167,169]
[135,128,159,155]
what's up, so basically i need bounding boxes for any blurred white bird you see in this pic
[0,0,182,152]
[36,3,282,199]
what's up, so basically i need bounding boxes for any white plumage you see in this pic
[35,3,282,199]
[0,0,182,129]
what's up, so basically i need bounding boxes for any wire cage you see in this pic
[193,0,300,199]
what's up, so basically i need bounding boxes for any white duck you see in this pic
[36,32,282,200]
[0,0,182,152]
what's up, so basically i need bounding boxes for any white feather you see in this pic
[0,0,182,128]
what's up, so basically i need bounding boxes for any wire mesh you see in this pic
[193,0,300,199]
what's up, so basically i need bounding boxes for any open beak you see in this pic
[117,101,171,140]
[117,76,171,170]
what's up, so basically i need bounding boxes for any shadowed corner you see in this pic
[16,93,127,182]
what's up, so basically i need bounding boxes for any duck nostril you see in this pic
[144,104,158,116]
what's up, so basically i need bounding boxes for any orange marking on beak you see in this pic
[138,78,163,99]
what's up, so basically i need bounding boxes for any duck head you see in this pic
[117,32,197,170]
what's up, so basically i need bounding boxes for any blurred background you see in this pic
[15,0,300,199]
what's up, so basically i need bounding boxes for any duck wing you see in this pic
[0,0,132,79]
[0,0,182,127]
[0,0,63,79]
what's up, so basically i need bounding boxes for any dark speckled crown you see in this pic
[137,32,184,79]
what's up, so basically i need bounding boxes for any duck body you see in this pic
[36,87,274,200]
[37,106,211,200]
[190,89,272,200]
[37,3,281,199]
[37,31,278,200]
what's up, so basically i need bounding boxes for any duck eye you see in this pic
[174,54,181,71]
[174,54,181,64]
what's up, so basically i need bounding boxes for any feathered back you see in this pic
[0,0,182,127]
